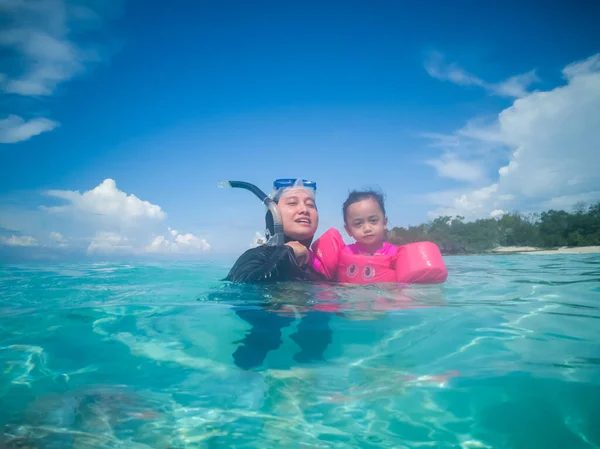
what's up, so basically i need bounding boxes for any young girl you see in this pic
[341,190,398,258]
[310,189,447,284]
[309,190,399,283]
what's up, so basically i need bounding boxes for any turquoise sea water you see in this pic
[1,254,599,448]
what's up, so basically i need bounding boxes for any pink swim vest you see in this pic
[310,228,448,285]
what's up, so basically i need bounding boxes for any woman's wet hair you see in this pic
[342,190,386,223]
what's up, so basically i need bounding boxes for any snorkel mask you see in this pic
[271,178,317,202]
[218,178,317,246]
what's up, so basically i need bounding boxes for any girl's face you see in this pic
[278,189,319,242]
[344,198,387,251]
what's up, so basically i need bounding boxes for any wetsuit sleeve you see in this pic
[225,245,305,283]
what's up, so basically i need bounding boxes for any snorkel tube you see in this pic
[218,180,285,246]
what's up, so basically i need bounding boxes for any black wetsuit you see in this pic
[225,244,324,283]
[224,244,333,370]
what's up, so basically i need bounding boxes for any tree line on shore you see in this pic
[387,202,600,255]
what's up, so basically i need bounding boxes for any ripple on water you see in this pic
[1,255,599,448]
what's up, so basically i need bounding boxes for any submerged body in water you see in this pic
[222,244,333,370]
[221,240,447,369]
[1,255,599,448]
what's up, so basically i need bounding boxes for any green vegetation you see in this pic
[388,202,600,255]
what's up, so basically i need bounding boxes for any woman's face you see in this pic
[277,189,319,241]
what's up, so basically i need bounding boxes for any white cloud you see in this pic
[538,191,600,212]
[1,0,119,143]
[0,114,59,143]
[174,233,211,251]
[563,53,600,79]
[146,236,170,253]
[425,184,501,218]
[90,229,211,256]
[0,0,113,97]
[87,231,132,254]
[425,51,539,98]
[49,231,68,247]
[43,178,166,223]
[1,28,83,97]
[0,235,38,246]
[491,70,539,98]
[425,152,486,183]
[425,53,600,219]
[0,178,211,259]
[146,230,211,254]
[422,118,507,182]
[424,51,486,88]
[455,118,505,144]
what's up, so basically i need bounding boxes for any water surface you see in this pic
[1,255,599,448]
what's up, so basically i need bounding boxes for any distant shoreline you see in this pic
[439,245,600,256]
[487,245,600,255]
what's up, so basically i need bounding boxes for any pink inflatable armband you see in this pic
[310,228,345,280]
[310,227,448,285]
[394,242,448,284]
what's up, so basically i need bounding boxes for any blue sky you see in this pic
[1,0,599,260]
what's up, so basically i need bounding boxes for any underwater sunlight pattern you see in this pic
[1,255,599,448]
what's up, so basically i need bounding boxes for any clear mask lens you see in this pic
[271,178,317,201]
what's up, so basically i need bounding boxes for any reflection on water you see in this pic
[1,255,599,448]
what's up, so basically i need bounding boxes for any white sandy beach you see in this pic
[490,246,600,255]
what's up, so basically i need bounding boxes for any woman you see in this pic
[224,179,332,370]
[225,179,326,283]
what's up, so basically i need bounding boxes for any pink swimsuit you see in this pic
[309,227,448,285]
[343,241,399,257]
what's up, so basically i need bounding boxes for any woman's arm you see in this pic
[224,244,304,283]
